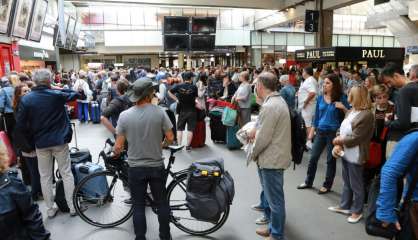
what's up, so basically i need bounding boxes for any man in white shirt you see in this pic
[297,66,318,148]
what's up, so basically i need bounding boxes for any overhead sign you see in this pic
[19,45,56,61]
[295,47,405,63]
[305,10,319,33]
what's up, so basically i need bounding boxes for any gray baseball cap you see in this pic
[126,77,158,103]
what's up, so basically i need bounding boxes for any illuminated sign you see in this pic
[361,49,385,58]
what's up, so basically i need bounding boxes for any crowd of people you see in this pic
[0,61,417,240]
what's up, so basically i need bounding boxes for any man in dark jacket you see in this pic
[15,69,79,218]
[381,62,418,158]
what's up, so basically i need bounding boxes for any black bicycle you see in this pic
[72,139,229,236]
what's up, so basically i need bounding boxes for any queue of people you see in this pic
[0,62,417,240]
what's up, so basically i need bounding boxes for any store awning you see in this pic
[295,47,405,63]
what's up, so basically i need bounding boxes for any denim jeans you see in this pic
[258,168,285,240]
[305,130,337,189]
[77,102,89,122]
[23,156,42,197]
[257,175,271,221]
[128,167,171,240]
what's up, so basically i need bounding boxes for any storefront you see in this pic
[0,44,13,77]
[18,46,56,72]
[295,47,405,69]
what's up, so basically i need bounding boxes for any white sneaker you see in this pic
[306,140,313,150]
[328,206,350,215]
[255,216,269,225]
[69,208,77,217]
[347,214,363,224]
[47,207,59,218]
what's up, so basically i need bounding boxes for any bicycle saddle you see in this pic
[168,145,184,153]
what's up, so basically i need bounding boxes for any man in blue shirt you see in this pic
[279,75,296,110]
[377,130,418,237]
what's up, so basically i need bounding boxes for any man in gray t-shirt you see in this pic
[113,77,174,240]
[116,104,172,167]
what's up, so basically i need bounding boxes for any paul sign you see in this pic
[362,49,385,59]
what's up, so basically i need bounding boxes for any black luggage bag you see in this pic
[209,112,226,143]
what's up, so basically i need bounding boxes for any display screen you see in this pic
[191,17,217,34]
[191,35,215,51]
[164,35,189,51]
[164,16,189,34]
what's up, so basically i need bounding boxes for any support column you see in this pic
[315,0,333,48]
[55,46,62,72]
[186,55,191,70]
[178,52,184,69]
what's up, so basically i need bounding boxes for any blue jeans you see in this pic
[258,168,285,240]
[77,102,89,122]
[128,167,171,240]
[305,130,337,189]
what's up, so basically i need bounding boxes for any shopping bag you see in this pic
[222,107,237,127]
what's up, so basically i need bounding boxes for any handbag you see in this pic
[365,155,418,239]
[367,127,389,169]
[222,106,238,127]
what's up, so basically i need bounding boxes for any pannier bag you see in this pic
[186,159,235,222]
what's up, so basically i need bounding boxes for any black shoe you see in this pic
[297,183,312,189]
[186,146,192,152]
[123,198,132,205]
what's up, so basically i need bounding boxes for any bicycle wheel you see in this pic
[167,173,230,236]
[73,171,133,228]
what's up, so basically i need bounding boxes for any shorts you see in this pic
[177,111,197,132]
[301,108,315,128]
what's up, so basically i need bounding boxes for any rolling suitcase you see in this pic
[90,101,101,124]
[226,125,241,150]
[0,131,16,166]
[209,111,226,143]
[191,121,206,148]
[73,162,108,199]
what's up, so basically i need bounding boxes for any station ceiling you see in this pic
[66,0,283,9]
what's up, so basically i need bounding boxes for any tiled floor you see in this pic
[38,121,383,240]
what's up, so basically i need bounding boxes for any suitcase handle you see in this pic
[79,165,90,174]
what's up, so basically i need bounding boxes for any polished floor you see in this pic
[37,121,384,240]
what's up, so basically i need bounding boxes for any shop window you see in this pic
[350,35,361,47]
[361,35,373,47]
[251,31,262,45]
[287,33,304,46]
[275,32,286,45]
[332,35,338,46]
[262,32,274,45]
[305,34,315,46]
[383,36,394,47]
[372,36,384,47]
[337,35,350,46]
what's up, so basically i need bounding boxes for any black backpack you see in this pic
[289,108,307,169]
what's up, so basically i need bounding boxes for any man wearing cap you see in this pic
[113,77,174,240]
[168,71,198,151]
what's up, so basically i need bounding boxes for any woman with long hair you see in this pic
[13,83,42,201]
[298,73,350,194]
